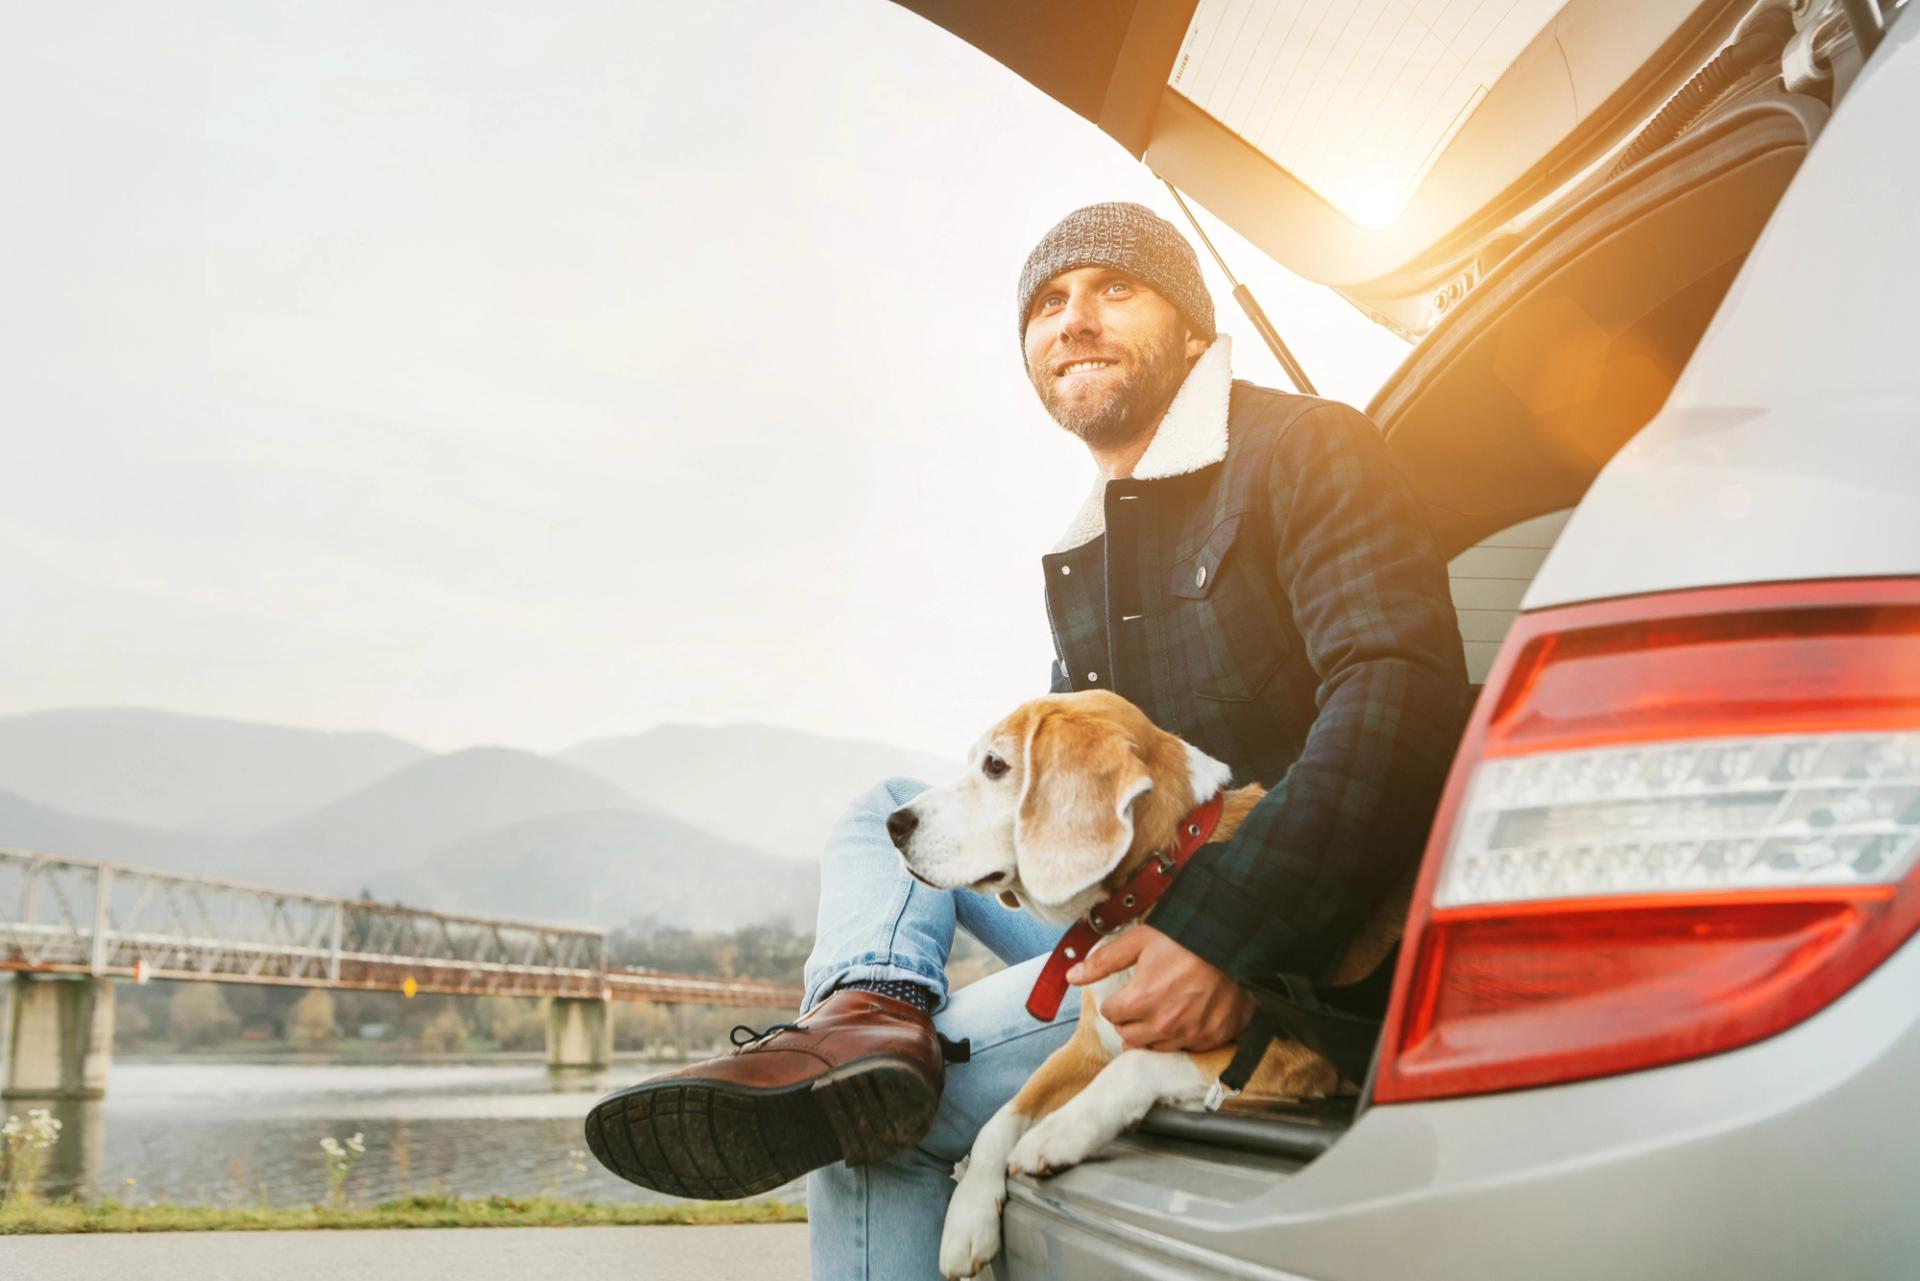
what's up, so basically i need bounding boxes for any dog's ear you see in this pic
[1014,712,1152,907]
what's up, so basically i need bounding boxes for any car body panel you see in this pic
[998,931,1920,1280]
[1528,11,1920,609]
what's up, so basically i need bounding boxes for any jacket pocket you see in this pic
[1170,514,1243,601]
[1165,513,1286,704]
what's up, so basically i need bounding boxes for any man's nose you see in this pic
[1057,288,1101,339]
[886,806,919,850]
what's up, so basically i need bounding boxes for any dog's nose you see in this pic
[886,807,919,850]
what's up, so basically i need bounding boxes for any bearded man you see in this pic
[586,202,1470,1279]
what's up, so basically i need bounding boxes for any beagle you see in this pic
[888,689,1404,1280]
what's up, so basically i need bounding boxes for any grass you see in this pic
[0,1194,806,1234]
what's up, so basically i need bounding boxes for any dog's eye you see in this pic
[981,754,1010,780]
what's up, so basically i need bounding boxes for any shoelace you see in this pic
[729,1019,973,1062]
[729,1022,804,1048]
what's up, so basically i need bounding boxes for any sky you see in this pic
[0,0,1406,759]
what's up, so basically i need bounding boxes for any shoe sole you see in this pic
[583,1056,938,1200]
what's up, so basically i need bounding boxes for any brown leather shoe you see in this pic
[584,988,944,1199]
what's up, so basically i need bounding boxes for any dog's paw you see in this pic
[1006,1109,1108,1177]
[939,1181,1003,1279]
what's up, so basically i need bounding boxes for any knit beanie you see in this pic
[1016,202,1216,343]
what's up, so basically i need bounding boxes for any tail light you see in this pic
[1373,579,1920,1104]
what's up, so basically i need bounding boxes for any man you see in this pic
[586,202,1469,1278]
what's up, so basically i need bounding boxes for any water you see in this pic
[21,1056,805,1207]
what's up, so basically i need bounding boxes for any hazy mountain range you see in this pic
[0,708,958,930]
[560,723,959,860]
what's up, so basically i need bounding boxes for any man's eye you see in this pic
[982,754,1010,780]
[1105,280,1131,295]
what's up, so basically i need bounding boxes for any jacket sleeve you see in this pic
[1148,401,1471,983]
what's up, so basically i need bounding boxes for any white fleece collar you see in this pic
[1050,335,1233,554]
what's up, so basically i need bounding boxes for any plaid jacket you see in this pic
[1041,338,1469,984]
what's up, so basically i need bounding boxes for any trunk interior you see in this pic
[1132,70,1828,1163]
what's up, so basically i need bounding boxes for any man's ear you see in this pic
[1013,712,1152,908]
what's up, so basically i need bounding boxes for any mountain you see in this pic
[0,707,429,835]
[0,789,233,873]
[0,708,953,931]
[559,723,960,860]
[240,747,642,892]
[370,807,818,931]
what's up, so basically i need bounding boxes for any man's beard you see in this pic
[1031,327,1190,451]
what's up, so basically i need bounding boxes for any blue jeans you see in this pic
[803,777,1077,1281]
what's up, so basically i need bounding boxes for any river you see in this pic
[17,1055,805,1207]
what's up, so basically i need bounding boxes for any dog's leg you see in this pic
[1006,1048,1212,1177]
[940,1006,1107,1280]
[940,1101,1030,1281]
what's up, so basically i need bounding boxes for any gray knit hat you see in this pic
[1016,201,1216,342]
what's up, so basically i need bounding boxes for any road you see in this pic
[6,1223,810,1280]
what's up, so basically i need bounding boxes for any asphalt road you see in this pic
[5,1223,811,1281]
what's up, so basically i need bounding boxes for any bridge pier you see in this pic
[3,975,116,1100]
[546,996,613,1071]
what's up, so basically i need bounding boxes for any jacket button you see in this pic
[1195,564,1208,589]
[1060,565,1071,576]
[1086,671,1100,683]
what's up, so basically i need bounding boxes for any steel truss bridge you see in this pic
[0,847,802,1009]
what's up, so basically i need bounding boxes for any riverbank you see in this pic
[114,1047,698,1066]
[0,1194,806,1234]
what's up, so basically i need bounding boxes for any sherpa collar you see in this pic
[1050,335,1233,554]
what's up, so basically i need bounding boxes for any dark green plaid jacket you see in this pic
[1041,380,1470,984]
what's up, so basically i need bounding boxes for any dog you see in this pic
[888,689,1404,1280]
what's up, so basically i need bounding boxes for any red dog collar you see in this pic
[1025,791,1226,1022]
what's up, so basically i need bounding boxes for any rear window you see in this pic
[1169,0,1561,227]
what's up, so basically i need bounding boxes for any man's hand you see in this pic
[1065,926,1252,1052]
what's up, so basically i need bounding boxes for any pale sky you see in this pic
[1,0,1406,759]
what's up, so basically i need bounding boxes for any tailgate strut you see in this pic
[1165,180,1319,398]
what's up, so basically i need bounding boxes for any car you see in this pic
[888,1,1919,1277]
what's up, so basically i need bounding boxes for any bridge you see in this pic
[0,847,804,1100]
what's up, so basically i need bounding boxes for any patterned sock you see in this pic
[841,978,935,1014]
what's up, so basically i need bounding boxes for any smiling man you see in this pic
[586,202,1470,1280]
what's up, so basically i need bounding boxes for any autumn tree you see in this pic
[167,983,241,1048]
[415,1003,470,1053]
[475,997,543,1051]
[287,990,338,1046]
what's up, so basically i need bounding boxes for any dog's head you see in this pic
[887,690,1233,925]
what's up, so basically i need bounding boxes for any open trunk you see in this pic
[1116,75,1822,1171]
[886,3,1877,1269]
[1000,105,1832,1250]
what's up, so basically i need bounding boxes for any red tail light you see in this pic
[1373,579,1920,1105]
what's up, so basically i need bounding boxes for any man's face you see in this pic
[1023,266,1208,450]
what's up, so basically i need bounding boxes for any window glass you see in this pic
[1170,0,1561,227]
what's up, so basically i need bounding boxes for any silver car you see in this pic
[890,0,1919,1276]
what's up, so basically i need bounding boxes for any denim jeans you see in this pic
[803,777,1077,1281]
